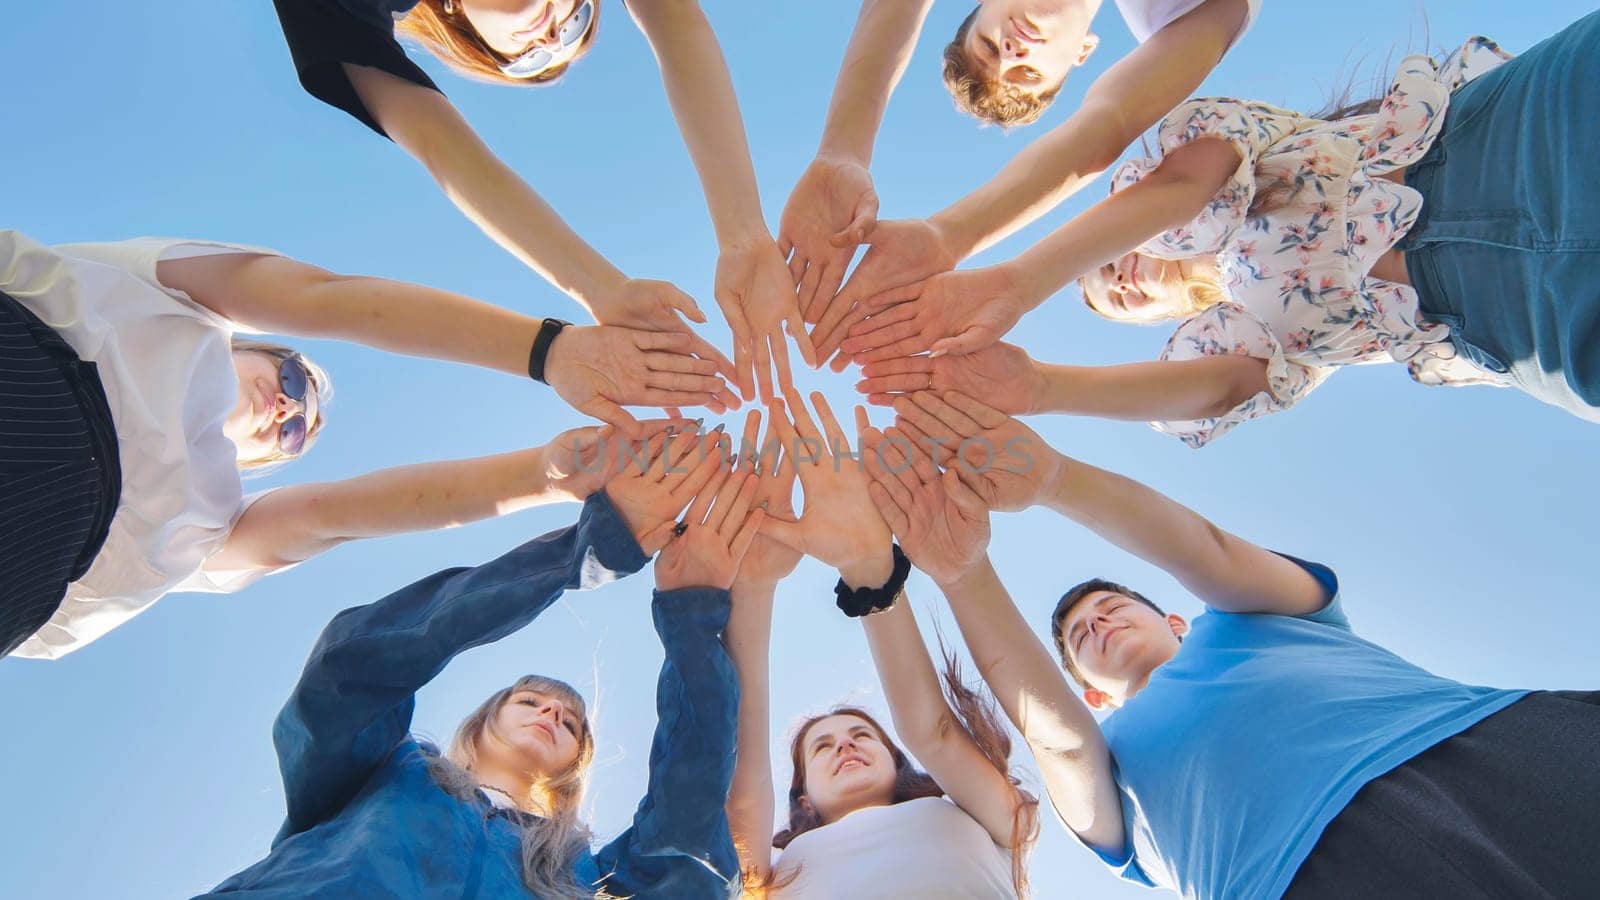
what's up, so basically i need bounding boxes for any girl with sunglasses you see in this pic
[1,230,732,660]
[722,395,1038,898]
[845,15,1600,441]
[272,0,815,401]
[203,430,762,899]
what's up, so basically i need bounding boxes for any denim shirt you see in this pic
[202,492,741,898]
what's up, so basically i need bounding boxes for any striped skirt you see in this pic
[0,291,120,658]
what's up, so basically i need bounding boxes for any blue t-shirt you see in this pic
[1093,559,1527,900]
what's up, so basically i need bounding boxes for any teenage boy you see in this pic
[861,389,1600,899]
[781,0,1261,360]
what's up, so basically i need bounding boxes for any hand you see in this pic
[855,341,1042,414]
[809,218,961,369]
[889,391,1063,513]
[543,419,684,503]
[592,277,741,412]
[778,154,879,324]
[731,408,802,587]
[654,464,767,592]
[714,237,818,403]
[840,264,1034,365]
[860,426,991,586]
[604,426,733,554]
[761,391,893,586]
[546,325,736,437]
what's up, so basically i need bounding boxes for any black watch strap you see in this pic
[527,318,572,384]
[834,544,912,618]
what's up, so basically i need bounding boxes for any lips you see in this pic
[531,720,556,741]
[1099,625,1128,656]
[513,2,555,41]
[833,754,869,776]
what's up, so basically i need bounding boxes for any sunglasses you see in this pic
[498,1,595,79]
[276,356,313,457]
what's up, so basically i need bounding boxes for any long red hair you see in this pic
[397,0,601,86]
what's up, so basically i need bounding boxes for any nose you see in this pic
[272,392,305,422]
[1002,38,1029,60]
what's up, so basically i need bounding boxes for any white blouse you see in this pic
[770,796,1016,899]
[1107,37,1512,447]
[3,232,282,659]
[1114,0,1261,47]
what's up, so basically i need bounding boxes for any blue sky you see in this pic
[3,2,1596,897]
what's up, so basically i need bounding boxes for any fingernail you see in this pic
[665,427,677,437]
[694,417,705,427]
[730,454,739,466]
[759,500,769,510]
[712,423,727,434]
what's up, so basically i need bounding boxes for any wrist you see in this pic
[814,141,871,167]
[998,258,1049,312]
[837,550,895,590]
[1023,356,1049,416]
[530,319,577,385]
[927,209,980,262]
[935,553,997,595]
[1039,451,1075,513]
[715,221,773,253]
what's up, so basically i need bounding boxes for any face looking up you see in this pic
[481,686,587,781]
[225,349,318,465]
[800,714,899,823]
[1059,590,1187,708]
[1079,252,1196,322]
[460,0,594,66]
[962,0,1099,98]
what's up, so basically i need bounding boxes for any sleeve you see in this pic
[269,491,649,845]
[1108,98,1303,258]
[50,237,284,334]
[1150,303,1332,448]
[1272,552,1348,629]
[595,587,741,899]
[272,0,442,139]
[1360,37,1512,173]
[172,490,286,594]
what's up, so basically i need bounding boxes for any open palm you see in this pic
[856,341,1041,414]
[861,428,991,586]
[760,390,889,571]
[810,218,961,367]
[841,265,1032,365]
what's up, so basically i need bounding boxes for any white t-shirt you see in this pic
[2,232,282,660]
[1114,0,1261,46]
[771,796,1016,899]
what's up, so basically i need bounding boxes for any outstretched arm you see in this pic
[631,0,816,401]
[934,0,1252,257]
[780,0,936,315]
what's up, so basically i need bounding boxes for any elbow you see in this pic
[892,707,961,758]
[1198,357,1269,418]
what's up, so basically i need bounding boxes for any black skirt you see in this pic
[1286,690,1600,899]
[0,290,121,657]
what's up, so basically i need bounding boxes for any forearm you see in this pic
[1034,357,1268,422]
[861,594,958,753]
[632,2,767,246]
[724,578,777,876]
[816,0,936,162]
[223,446,561,571]
[344,64,625,313]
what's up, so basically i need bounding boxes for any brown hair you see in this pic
[229,338,332,470]
[941,10,1061,128]
[1050,578,1169,689]
[426,675,602,900]
[771,652,1040,896]
[397,0,601,86]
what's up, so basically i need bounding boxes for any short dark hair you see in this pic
[1050,578,1168,688]
[941,9,1062,128]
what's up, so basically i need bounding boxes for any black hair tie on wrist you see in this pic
[527,317,572,384]
[835,544,911,618]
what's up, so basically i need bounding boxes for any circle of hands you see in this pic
[544,153,1057,589]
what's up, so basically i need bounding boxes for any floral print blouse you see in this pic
[1108,36,1512,448]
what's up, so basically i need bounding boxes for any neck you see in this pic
[820,793,893,826]
[473,763,536,810]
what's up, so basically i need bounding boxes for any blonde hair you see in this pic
[229,338,332,470]
[426,675,604,900]
[397,0,600,86]
[941,10,1060,128]
[1078,254,1228,325]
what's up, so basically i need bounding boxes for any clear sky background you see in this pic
[3,2,1596,897]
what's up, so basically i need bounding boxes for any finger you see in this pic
[828,347,856,374]
[878,426,925,497]
[796,257,825,322]
[854,336,933,365]
[784,312,819,369]
[888,415,951,467]
[894,395,963,445]
[713,381,742,414]
[831,190,879,248]
[845,302,918,338]
[944,390,1011,430]
[944,466,988,516]
[759,514,805,552]
[860,355,934,379]
[685,332,738,385]
[721,304,756,403]
[643,352,720,376]
[752,331,775,405]
[780,386,823,445]
[867,482,911,535]
[632,330,693,352]
[713,469,759,535]
[930,326,996,359]
[777,232,795,261]
[728,507,766,561]
[862,280,926,310]
[809,296,867,359]
[586,398,643,440]
[738,408,763,471]
[786,248,807,287]
[638,389,719,408]
[665,407,684,420]
[667,424,719,474]
[632,418,687,442]
[637,520,679,556]
[856,374,931,396]
[840,319,923,354]
[912,390,983,439]
[809,391,849,454]
[685,459,734,526]
[644,371,729,394]
[669,433,732,500]
[769,330,798,399]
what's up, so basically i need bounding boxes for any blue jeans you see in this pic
[1401,11,1600,422]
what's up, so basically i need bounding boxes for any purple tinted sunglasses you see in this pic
[277,356,313,456]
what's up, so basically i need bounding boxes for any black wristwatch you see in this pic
[527,317,572,384]
[834,544,912,618]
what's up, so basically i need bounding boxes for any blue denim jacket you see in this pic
[202,492,741,898]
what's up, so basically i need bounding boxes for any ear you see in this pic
[1083,688,1109,710]
[1078,32,1100,65]
[1167,614,1189,639]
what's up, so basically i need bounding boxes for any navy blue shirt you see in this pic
[273,0,439,137]
[203,492,741,898]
